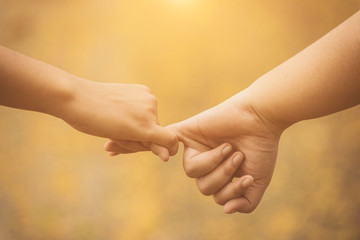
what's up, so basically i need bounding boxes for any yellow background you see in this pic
[0,0,360,239]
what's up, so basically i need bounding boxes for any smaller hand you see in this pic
[64,80,178,161]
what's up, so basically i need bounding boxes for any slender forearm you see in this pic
[247,11,360,129]
[0,45,178,156]
[0,45,79,118]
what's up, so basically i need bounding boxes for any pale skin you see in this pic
[107,10,360,213]
[0,45,178,161]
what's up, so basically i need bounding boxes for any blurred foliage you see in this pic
[0,0,360,239]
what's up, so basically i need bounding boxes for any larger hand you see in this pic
[169,90,284,213]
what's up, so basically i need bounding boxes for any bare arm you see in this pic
[0,45,76,117]
[247,10,360,129]
[105,11,360,213]
[171,10,360,213]
[0,45,178,160]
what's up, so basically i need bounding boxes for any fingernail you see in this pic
[222,145,231,155]
[242,177,253,188]
[232,154,242,166]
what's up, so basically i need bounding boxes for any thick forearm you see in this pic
[247,11,360,129]
[0,45,78,118]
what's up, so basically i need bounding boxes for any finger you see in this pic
[223,181,267,214]
[150,143,170,162]
[116,140,150,152]
[109,152,121,156]
[105,140,171,162]
[166,122,182,138]
[104,140,117,151]
[223,197,253,214]
[213,175,254,205]
[104,141,138,153]
[183,143,232,178]
[195,152,244,196]
[148,125,179,155]
[104,141,135,155]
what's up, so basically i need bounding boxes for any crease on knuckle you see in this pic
[240,206,256,214]
[223,164,234,177]
[197,179,212,196]
[144,101,157,114]
[138,84,151,92]
[238,200,257,214]
[232,183,243,196]
[211,152,222,166]
[183,163,197,178]
[213,195,225,206]
[169,133,178,150]
[149,95,157,104]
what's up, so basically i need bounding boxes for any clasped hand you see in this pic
[104,89,284,214]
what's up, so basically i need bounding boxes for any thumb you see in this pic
[149,125,179,156]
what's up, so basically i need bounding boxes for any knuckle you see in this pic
[196,179,212,196]
[137,84,151,92]
[149,95,157,104]
[213,195,225,205]
[143,98,157,111]
[232,188,241,196]
[232,183,243,195]
[239,204,257,214]
[223,164,234,177]
[148,106,157,116]
[183,164,197,178]
[169,140,179,156]
[142,121,154,132]
[169,133,178,145]
[199,187,212,196]
[211,154,222,166]
[241,207,255,214]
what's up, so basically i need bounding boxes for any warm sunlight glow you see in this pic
[167,0,199,7]
[0,1,358,240]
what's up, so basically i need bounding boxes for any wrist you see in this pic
[231,89,288,138]
[43,71,84,121]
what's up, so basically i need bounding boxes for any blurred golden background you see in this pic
[0,0,360,239]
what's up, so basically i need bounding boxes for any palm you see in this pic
[172,94,281,212]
